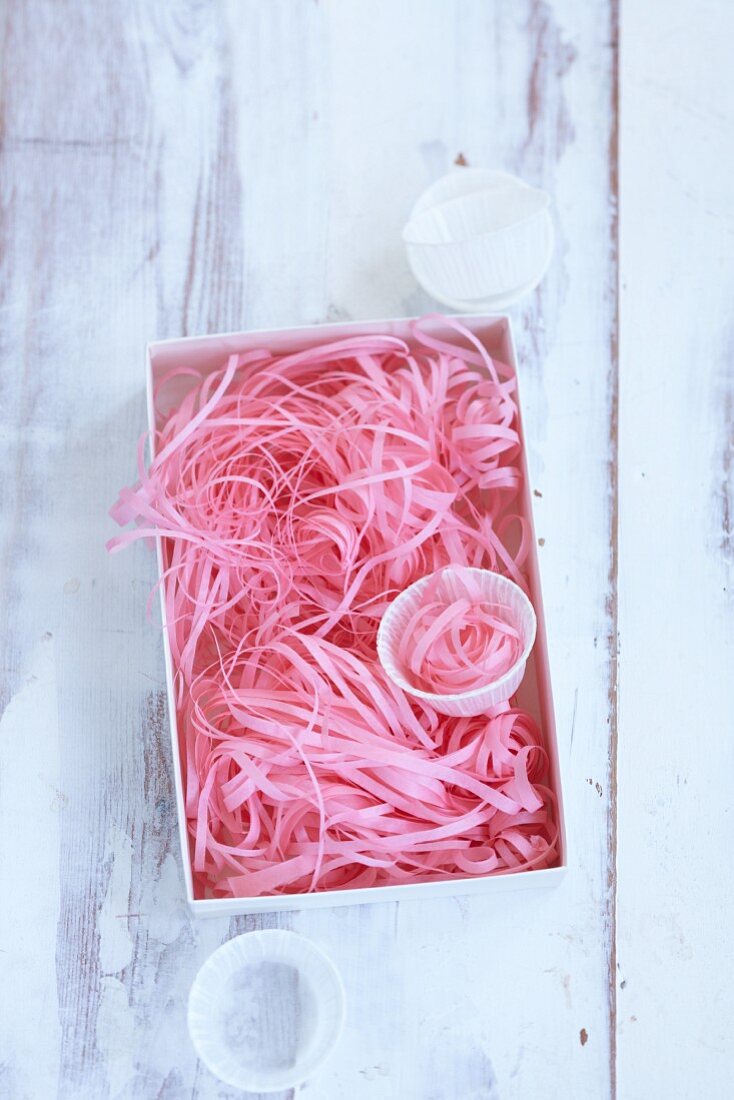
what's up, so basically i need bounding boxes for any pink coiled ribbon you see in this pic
[398,571,522,695]
[109,315,557,897]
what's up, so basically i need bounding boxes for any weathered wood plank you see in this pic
[0,2,619,1097]
[617,1,734,1095]
[292,3,620,1094]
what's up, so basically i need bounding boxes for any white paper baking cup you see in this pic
[188,930,346,1093]
[403,169,553,310]
[377,566,536,717]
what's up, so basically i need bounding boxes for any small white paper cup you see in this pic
[403,169,553,310]
[188,929,346,1093]
[377,566,536,717]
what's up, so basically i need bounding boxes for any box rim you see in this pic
[145,313,567,915]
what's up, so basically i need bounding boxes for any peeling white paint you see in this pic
[0,635,61,1092]
[98,824,135,976]
[96,975,137,1098]
[148,853,189,946]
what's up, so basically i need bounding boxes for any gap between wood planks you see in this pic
[606,1,621,1095]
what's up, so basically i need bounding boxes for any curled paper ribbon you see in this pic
[110,315,557,897]
[398,570,522,695]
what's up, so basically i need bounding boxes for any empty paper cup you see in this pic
[188,929,346,1093]
[403,168,553,311]
[377,566,536,717]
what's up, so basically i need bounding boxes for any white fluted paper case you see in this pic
[188,929,345,1093]
[403,168,554,311]
[377,566,537,717]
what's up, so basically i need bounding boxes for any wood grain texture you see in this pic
[0,2,620,1097]
[617,1,734,1096]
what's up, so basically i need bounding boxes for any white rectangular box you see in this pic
[146,315,567,915]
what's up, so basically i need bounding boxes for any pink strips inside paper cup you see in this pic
[378,566,536,716]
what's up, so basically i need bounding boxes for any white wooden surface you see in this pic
[0,1,730,1097]
[617,2,734,1097]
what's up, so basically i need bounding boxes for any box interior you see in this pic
[147,314,567,914]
